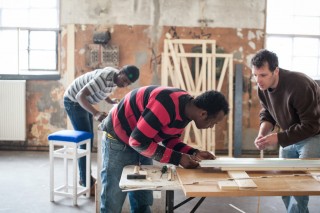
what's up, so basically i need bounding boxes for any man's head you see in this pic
[251,49,280,91]
[115,65,140,87]
[192,90,229,129]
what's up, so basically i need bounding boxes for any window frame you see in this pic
[265,0,320,80]
[0,1,61,80]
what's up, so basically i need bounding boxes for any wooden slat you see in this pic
[218,180,239,190]
[200,158,320,171]
[227,171,257,189]
[308,171,320,181]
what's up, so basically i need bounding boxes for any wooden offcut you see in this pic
[227,171,257,189]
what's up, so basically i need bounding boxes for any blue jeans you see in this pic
[100,133,153,213]
[279,134,320,213]
[64,97,95,187]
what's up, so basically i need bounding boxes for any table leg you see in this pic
[166,190,174,213]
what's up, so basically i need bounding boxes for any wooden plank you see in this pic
[221,167,320,171]
[227,171,257,189]
[308,171,320,181]
[200,158,320,171]
[170,39,216,45]
[178,43,195,91]
[218,180,239,190]
[166,39,186,90]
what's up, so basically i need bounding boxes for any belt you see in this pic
[103,131,116,140]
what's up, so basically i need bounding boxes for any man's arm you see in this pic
[75,86,107,122]
[254,121,277,150]
[105,97,118,104]
[258,121,274,137]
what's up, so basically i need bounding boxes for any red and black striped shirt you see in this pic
[109,85,198,165]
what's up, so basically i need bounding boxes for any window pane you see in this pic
[0,30,19,74]
[29,9,59,28]
[293,0,320,16]
[292,56,318,77]
[1,9,29,27]
[0,0,29,8]
[30,31,56,50]
[266,15,294,34]
[1,7,58,28]
[29,50,56,70]
[267,0,294,16]
[30,0,57,8]
[0,52,19,74]
[293,38,319,57]
[19,50,29,71]
[293,16,320,35]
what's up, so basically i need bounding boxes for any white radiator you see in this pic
[0,80,26,141]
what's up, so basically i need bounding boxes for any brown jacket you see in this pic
[258,69,320,147]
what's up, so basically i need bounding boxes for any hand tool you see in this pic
[160,165,168,178]
[127,165,146,179]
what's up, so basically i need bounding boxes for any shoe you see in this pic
[90,183,95,197]
[79,176,96,196]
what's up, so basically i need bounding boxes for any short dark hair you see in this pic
[194,90,229,117]
[251,49,279,72]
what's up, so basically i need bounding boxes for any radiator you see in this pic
[0,80,26,141]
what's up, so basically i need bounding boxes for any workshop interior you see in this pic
[1,0,320,213]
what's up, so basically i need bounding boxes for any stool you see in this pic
[48,130,93,205]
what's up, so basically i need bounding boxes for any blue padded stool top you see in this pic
[48,130,93,143]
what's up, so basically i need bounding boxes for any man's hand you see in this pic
[94,112,108,122]
[179,154,200,169]
[179,151,216,169]
[194,150,216,160]
[254,133,278,150]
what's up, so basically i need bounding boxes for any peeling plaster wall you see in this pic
[2,0,267,154]
[61,0,265,29]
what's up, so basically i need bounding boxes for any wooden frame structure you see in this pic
[161,38,233,156]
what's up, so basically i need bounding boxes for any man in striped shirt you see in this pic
[63,65,139,194]
[99,85,229,213]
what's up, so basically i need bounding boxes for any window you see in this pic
[266,0,320,79]
[0,0,60,80]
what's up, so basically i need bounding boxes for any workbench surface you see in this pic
[176,167,320,197]
[119,165,180,191]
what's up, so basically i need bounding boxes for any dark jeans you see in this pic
[100,130,153,213]
[64,96,94,186]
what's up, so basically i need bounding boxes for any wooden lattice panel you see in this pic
[161,38,233,156]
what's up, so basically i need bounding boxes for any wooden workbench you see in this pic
[119,162,320,213]
[176,167,320,197]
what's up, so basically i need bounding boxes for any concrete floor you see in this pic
[1,151,320,213]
